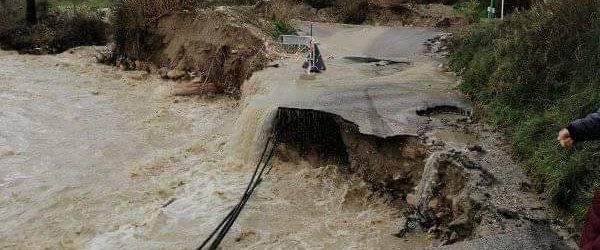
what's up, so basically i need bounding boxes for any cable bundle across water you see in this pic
[197,130,279,250]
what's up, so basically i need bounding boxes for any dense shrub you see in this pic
[271,18,296,38]
[50,0,114,9]
[337,0,369,24]
[303,0,335,11]
[0,7,108,54]
[0,0,26,33]
[449,0,600,224]
[452,0,486,23]
[452,0,539,22]
[413,0,460,4]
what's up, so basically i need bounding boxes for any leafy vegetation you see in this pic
[271,18,296,38]
[302,0,335,12]
[452,0,486,23]
[449,0,600,224]
[50,0,114,9]
[337,0,368,24]
[0,0,108,53]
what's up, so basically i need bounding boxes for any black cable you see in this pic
[209,138,279,249]
[198,130,279,250]
[196,203,237,249]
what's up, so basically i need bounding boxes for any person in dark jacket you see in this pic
[558,109,600,250]
[558,109,600,147]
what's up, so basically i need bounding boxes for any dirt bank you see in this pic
[268,106,574,248]
[114,7,277,97]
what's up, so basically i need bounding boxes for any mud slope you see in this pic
[117,7,275,96]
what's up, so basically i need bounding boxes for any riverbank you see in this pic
[449,0,600,228]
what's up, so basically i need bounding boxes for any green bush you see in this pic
[337,0,368,24]
[452,0,487,23]
[449,0,600,224]
[303,0,335,11]
[271,18,296,38]
[50,0,115,9]
[0,7,108,53]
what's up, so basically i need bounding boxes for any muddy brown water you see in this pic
[0,24,444,249]
[2,22,551,250]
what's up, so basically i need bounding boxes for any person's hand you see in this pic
[558,128,574,148]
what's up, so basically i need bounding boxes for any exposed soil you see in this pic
[270,106,574,248]
[113,7,278,97]
[274,108,428,198]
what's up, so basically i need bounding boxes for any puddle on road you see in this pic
[417,105,477,148]
[340,56,410,77]
[432,128,478,147]
[342,56,408,65]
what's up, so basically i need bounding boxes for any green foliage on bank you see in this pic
[449,0,600,223]
[452,0,487,23]
[0,0,108,53]
[271,18,296,38]
[50,0,114,10]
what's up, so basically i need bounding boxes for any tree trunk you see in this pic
[26,0,37,25]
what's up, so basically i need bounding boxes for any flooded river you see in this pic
[0,23,445,249]
[0,20,575,249]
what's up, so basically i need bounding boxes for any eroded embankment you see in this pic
[267,106,575,249]
[271,107,496,245]
[275,108,427,197]
[110,7,276,96]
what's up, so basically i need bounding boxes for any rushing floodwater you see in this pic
[0,21,463,249]
[0,44,433,249]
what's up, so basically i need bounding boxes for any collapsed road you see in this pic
[0,22,575,249]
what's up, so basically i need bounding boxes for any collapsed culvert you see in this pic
[273,108,350,167]
[271,108,494,245]
[273,107,428,198]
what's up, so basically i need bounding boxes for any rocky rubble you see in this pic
[423,33,452,58]
[398,149,495,244]
[272,106,575,248]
